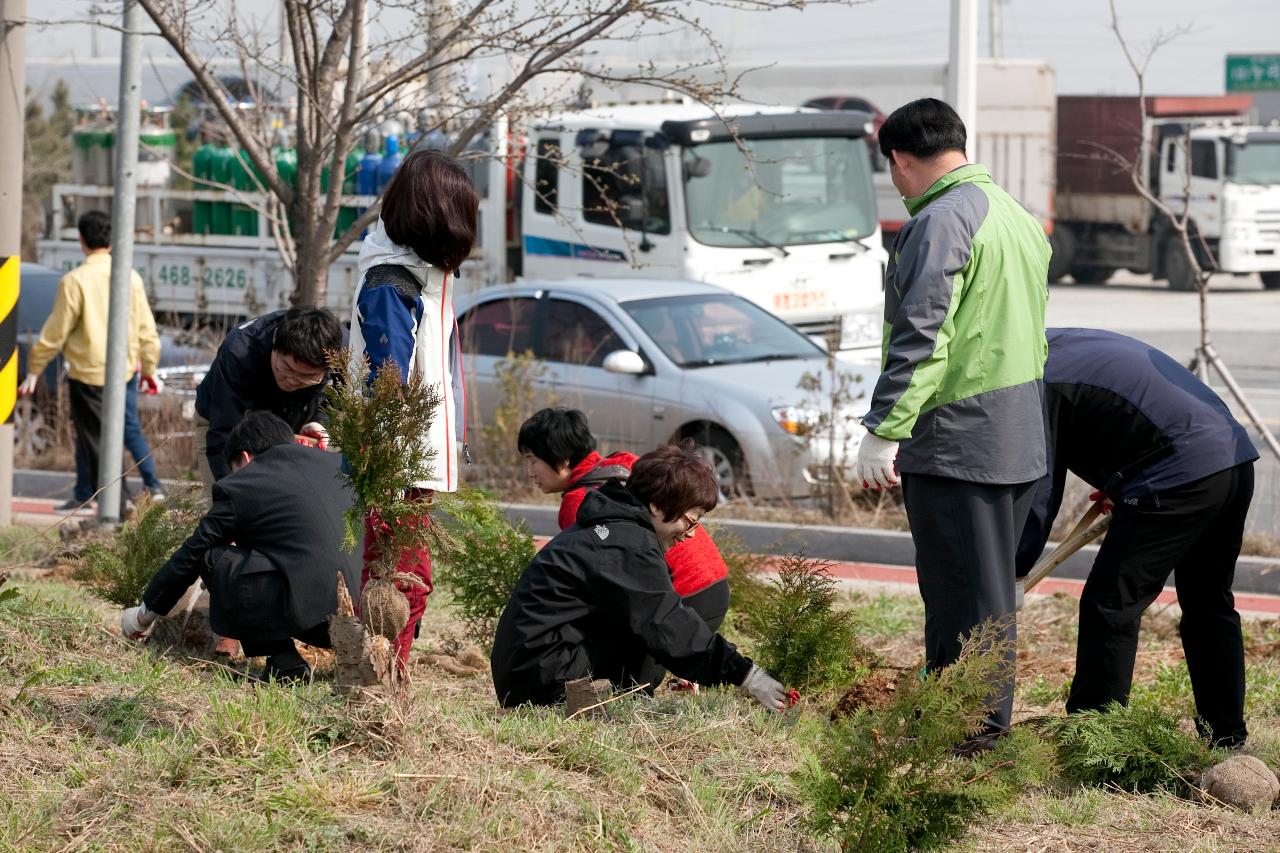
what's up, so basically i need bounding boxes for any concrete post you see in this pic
[947,0,979,161]
[98,0,143,525]
[0,0,27,528]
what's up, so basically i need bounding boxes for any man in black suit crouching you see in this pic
[120,411,361,681]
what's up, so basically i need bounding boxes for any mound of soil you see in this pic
[830,668,900,720]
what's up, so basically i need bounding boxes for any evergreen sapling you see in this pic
[325,351,442,640]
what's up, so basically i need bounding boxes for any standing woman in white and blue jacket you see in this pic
[349,148,479,664]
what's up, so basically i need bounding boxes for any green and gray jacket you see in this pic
[862,164,1050,484]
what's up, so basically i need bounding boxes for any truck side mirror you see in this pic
[620,195,647,228]
[684,156,711,179]
[602,350,647,375]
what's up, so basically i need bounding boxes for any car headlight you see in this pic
[771,405,820,436]
[840,310,881,350]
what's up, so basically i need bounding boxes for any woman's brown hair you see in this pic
[627,441,720,522]
[381,149,479,274]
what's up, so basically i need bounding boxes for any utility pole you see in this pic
[947,0,979,160]
[989,0,1004,59]
[0,1,26,529]
[98,0,143,525]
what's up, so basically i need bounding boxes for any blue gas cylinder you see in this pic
[376,135,403,193]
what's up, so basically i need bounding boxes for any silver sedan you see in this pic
[456,278,873,500]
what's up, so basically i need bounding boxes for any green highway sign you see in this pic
[1226,54,1280,92]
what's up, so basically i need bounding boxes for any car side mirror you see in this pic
[602,350,646,375]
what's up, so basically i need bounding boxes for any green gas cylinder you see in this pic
[192,143,215,234]
[230,151,258,236]
[209,143,235,235]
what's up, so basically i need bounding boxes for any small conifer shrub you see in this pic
[799,623,1046,852]
[432,487,536,646]
[743,553,867,692]
[75,493,201,607]
[325,351,442,637]
[1042,702,1215,793]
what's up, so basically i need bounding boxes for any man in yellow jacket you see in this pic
[20,211,161,507]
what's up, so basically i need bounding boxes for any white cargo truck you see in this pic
[1054,95,1280,290]
[39,102,889,354]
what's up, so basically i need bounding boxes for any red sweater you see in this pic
[559,451,729,597]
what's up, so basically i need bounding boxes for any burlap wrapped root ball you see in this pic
[1198,755,1280,812]
[360,573,424,641]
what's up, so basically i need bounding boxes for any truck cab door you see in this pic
[522,133,577,280]
[1159,137,1222,237]
[576,134,682,278]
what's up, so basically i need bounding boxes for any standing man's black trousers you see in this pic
[902,473,1037,735]
[1068,463,1253,747]
[67,379,104,495]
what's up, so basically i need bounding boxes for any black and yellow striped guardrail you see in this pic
[0,256,17,424]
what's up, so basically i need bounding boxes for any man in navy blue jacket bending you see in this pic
[1017,328,1258,748]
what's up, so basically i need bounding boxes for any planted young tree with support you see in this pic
[135,0,848,308]
[1100,0,1280,462]
[324,350,442,693]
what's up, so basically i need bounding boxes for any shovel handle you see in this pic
[1023,504,1112,595]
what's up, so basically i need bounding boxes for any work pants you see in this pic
[240,622,334,671]
[74,374,160,501]
[194,416,215,499]
[1068,463,1253,748]
[67,379,104,497]
[901,472,1037,735]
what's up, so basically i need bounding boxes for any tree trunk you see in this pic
[292,244,330,308]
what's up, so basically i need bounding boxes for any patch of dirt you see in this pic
[830,668,902,720]
[419,647,489,678]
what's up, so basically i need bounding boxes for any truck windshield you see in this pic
[1228,140,1280,185]
[682,136,876,249]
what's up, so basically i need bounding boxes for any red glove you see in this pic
[299,421,329,450]
[139,375,163,395]
[1089,490,1114,515]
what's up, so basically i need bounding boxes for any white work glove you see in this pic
[739,665,787,712]
[120,603,156,640]
[856,431,900,490]
[299,422,329,448]
[17,374,39,397]
[139,375,164,395]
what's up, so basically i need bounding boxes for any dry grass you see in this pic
[1,567,1279,851]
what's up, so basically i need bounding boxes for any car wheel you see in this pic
[13,398,54,460]
[1261,271,1280,290]
[692,427,747,502]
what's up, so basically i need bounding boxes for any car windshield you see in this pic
[682,136,876,249]
[1228,140,1280,185]
[623,293,824,368]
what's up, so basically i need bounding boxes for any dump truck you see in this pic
[1053,95,1280,290]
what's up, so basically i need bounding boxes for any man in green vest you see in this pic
[855,98,1050,748]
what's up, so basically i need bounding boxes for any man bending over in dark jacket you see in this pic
[1016,328,1258,748]
[194,308,343,488]
[120,412,362,682]
[491,442,787,711]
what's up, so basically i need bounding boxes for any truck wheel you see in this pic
[1069,265,1116,284]
[1163,241,1198,292]
[1047,229,1075,283]
[1261,272,1280,290]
